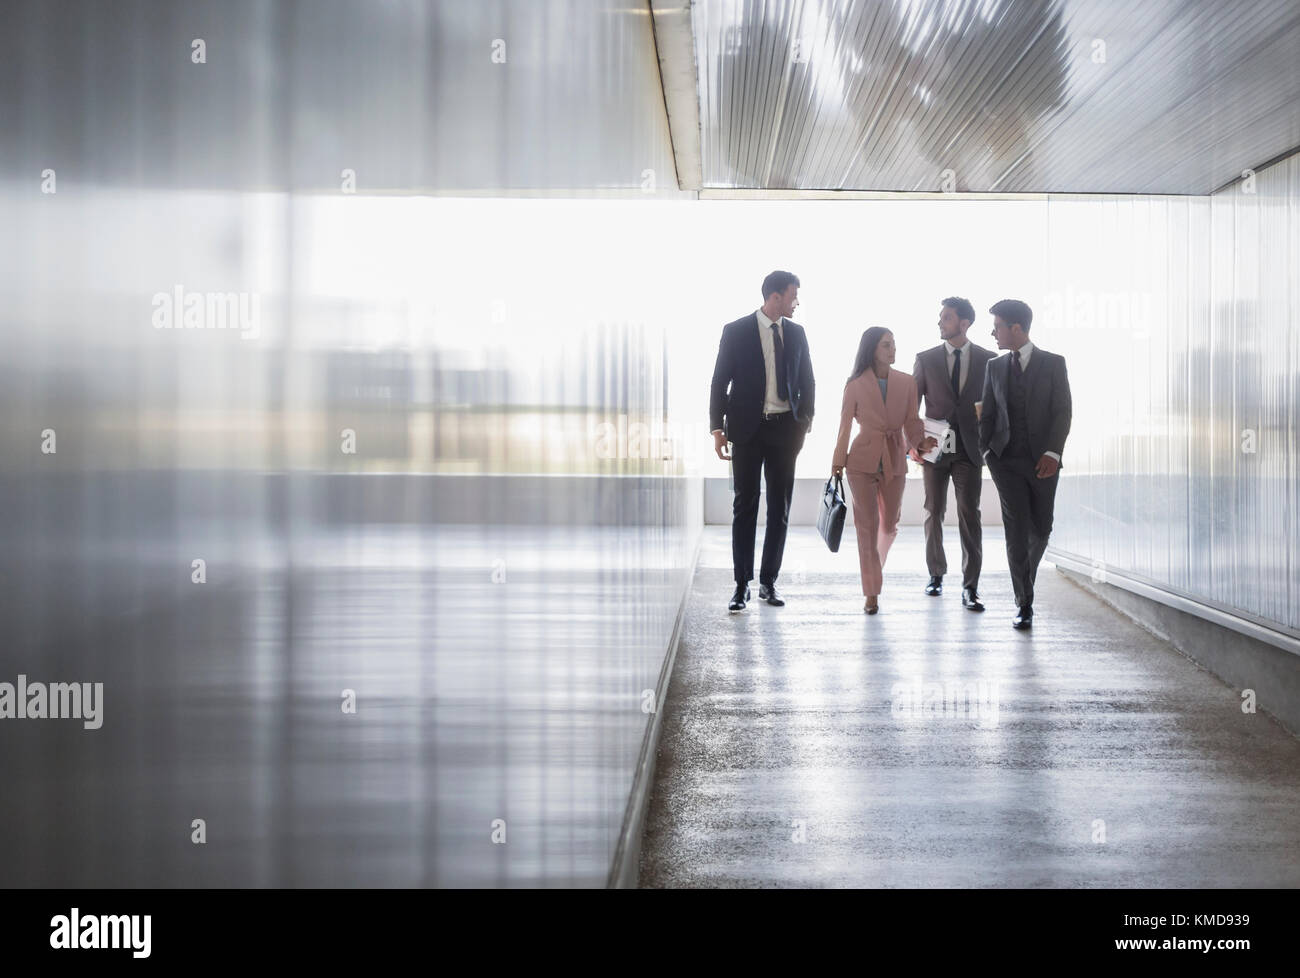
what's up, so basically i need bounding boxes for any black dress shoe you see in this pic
[758,583,785,606]
[1012,605,1033,629]
[961,587,985,612]
[728,584,750,612]
[925,575,943,596]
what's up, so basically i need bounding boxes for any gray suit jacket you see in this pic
[912,341,995,466]
[978,346,1072,464]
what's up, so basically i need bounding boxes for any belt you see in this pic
[761,411,792,421]
[877,426,903,480]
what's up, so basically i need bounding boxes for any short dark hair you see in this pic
[989,298,1032,332]
[761,270,800,300]
[942,296,975,326]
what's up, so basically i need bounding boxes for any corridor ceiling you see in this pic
[669,0,1300,193]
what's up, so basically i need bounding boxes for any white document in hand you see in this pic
[921,417,949,463]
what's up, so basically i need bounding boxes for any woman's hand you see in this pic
[831,465,844,479]
[917,436,938,454]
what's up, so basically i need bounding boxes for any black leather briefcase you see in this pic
[817,474,847,552]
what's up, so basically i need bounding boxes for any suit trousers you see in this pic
[986,452,1059,608]
[921,455,983,589]
[846,467,906,596]
[730,414,805,585]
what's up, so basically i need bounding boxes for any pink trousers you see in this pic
[846,468,907,596]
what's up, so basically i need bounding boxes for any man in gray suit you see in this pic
[911,297,994,611]
[978,299,1072,629]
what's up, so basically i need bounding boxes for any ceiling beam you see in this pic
[648,0,703,191]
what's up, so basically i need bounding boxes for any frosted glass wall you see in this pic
[0,0,700,887]
[1046,155,1300,636]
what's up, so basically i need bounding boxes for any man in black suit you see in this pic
[978,299,1072,629]
[709,271,816,612]
[911,297,995,611]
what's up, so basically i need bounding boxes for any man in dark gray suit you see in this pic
[978,299,1072,629]
[911,297,995,611]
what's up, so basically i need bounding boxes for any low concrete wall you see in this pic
[1055,565,1300,737]
[705,475,1004,526]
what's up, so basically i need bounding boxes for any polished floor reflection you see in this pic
[0,519,693,888]
[640,526,1300,887]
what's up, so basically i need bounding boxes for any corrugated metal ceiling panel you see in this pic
[694,0,1300,193]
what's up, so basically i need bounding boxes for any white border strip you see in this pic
[607,526,704,888]
[1048,548,1300,657]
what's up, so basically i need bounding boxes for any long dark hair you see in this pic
[848,327,892,384]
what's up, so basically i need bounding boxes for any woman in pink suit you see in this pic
[832,327,936,613]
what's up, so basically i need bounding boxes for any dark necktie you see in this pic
[950,347,961,395]
[1012,350,1022,376]
[771,323,789,401]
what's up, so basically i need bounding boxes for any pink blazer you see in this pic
[832,367,926,479]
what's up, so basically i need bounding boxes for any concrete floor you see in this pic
[639,525,1300,887]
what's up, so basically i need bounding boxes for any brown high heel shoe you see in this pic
[864,595,878,615]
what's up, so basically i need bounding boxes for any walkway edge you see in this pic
[607,529,704,889]
[1048,548,1300,656]
[1055,564,1300,738]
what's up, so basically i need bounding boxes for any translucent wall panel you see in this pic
[1047,155,1300,635]
[0,0,691,196]
[0,0,699,887]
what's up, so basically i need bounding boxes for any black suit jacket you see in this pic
[709,313,815,445]
[912,341,995,466]
[978,345,1072,464]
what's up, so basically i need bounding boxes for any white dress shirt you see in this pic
[984,339,1061,463]
[755,308,792,415]
[943,338,971,394]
